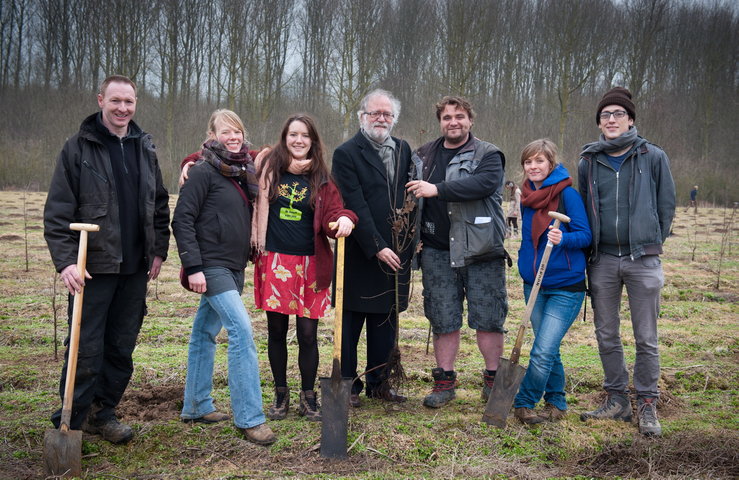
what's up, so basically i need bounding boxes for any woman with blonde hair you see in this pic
[172,109,275,445]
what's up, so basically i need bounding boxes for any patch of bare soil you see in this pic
[0,234,22,241]
[564,430,739,479]
[117,384,184,422]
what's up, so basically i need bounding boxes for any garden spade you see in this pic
[43,223,99,478]
[320,227,352,458]
[482,212,570,427]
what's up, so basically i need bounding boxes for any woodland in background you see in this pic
[0,0,736,204]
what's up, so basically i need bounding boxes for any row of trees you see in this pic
[0,0,737,204]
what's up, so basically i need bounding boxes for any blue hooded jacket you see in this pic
[517,164,591,289]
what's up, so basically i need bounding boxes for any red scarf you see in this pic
[520,178,571,250]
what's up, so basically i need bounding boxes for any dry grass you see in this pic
[0,191,737,479]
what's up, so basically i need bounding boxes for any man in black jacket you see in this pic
[44,75,170,444]
[331,89,415,406]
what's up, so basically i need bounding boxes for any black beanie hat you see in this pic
[596,87,635,125]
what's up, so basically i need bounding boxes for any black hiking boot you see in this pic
[580,391,632,422]
[423,368,457,408]
[637,397,662,436]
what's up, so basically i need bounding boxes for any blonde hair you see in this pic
[520,138,559,171]
[207,109,248,142]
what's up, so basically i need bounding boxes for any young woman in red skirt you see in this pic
[252,114,357,421]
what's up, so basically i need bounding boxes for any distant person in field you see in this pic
[512,139,591,425]
[252,114,356,422]
[43,75,171,444]
[406,95,508,409]
[505,180,522,237]
[685,185,698,213]
[578,87,675,437]
[172,109,275,446]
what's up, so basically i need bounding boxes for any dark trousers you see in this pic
[341,309,397,396]
[51,268,148,429]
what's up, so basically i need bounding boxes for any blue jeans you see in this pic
[181,290,266,428]
[514,285,584,410]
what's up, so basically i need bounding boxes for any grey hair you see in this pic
[356,89,401,123]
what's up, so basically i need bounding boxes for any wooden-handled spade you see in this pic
[482,212,570,427]
[43,223,100,477]
[320,222,353,458]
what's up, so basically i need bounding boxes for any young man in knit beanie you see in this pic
[577,87,675,436]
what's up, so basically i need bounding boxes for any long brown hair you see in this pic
[259,114,330,209]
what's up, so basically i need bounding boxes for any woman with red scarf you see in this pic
[512,139,591,425]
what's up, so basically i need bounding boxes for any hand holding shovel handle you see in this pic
[44,223,99,477]
[59,223,100,431]
[482,212,570,427]
[508,212,570,364]
[320,222,353,459]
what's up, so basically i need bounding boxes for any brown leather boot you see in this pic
[539,403,567,422]
[514,407,545,425]
[240,423,276,445]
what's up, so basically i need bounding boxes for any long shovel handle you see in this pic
[59,223,99,432]
[509,212,569,364]
[333,235,345,363]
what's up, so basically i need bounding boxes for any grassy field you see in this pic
[0,190,737,480]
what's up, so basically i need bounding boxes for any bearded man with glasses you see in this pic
[578,87,675,436]
[331,89,415,406]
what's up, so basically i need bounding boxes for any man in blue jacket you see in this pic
[578,87,675,436]
[407,96,508,408]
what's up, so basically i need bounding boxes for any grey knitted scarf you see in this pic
[581,126,638,155]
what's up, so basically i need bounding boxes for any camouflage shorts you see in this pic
[420,247,508,334]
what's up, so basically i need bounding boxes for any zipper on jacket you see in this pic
[82,160,108,183]
[615,170,621,256]
[120,139,128,174]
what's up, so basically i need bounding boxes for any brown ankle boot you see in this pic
[515,407,545,425]
[267,387,289,420]
[298,390,321,421]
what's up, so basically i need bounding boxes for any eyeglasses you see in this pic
[363,111,395,120]
[599,110,628,121]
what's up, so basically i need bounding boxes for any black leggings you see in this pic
[266,311,318,391]
[507,217,518,230]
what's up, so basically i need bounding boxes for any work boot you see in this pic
[183,411,230,424]
[297,390,321,422]
[481,370,496,402]
[514,407,545,425]
[423,368,457,408]
[240,423,276,446]
[83,416,134,444]
[538,403,567,422]
[580,391,632,422]
[637,397,662,436]
[267,386,289,420]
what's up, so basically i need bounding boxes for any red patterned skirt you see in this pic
[254,251,331,319]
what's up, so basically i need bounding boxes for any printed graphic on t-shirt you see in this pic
[278,182,308,221]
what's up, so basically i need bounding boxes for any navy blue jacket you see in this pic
[517,164,591,289]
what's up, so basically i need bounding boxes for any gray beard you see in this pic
[361,124,392,143]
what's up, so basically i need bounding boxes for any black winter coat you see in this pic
[44,113,170,274]
[172,161,252,272]
[331,130,416,313]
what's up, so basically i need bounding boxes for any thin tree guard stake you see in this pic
[377,161,417,398]
[43,223,100,478]
[482,212,571,427]
[320,222,353,459]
